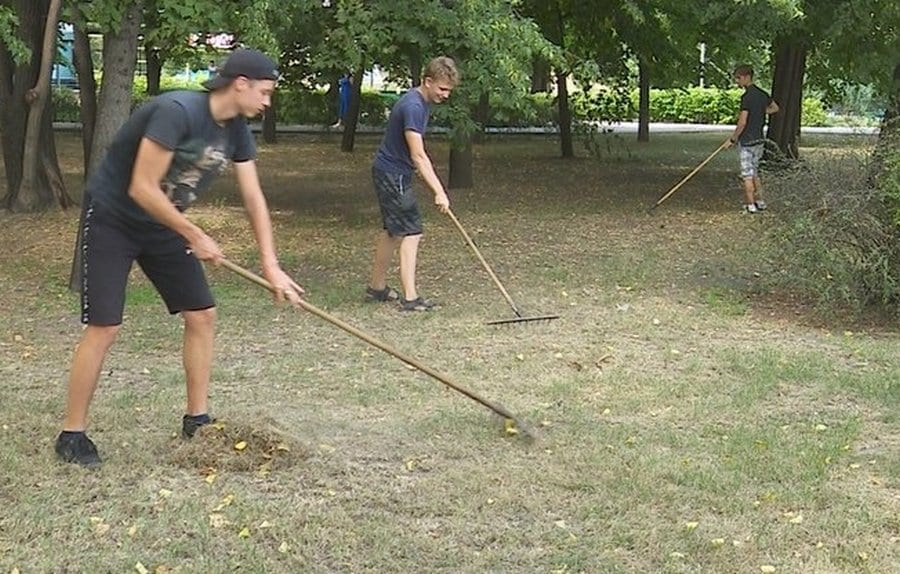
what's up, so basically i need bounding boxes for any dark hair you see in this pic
[733,64,754,78]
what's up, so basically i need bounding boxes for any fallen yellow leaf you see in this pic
[238,526,251,538]
[135,563,149,574]
[234,441,247,451]
[278,541,290,553]
[205,473,217,485]
[504,419,519,436]
[213,494,235,511]
[684,521,699,531]
[710,538,725,547]
[158,488,172,498]
[760,566,776,573]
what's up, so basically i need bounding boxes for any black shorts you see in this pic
[372,167,422,237]
[78,201,215,326]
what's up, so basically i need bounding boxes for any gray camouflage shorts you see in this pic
[739,142,764,178]
[372,167,423,237]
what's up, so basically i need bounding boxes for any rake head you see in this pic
[486,313,560,326]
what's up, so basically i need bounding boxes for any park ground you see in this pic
[0,131,897,573]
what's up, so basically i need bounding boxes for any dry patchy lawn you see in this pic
[0,131,897,573]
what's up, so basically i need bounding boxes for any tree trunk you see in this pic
[766,37,807,160]
[146,47,162,95]
[262,92,277,143]
[871,62,900,187]
[72,18,96,176]
[89,2,143,176]
[448,135,473,189]
[556,69,574,158]
[531,58,550,93]
[0,0,68,212]
[473,92,489,144]
[637,57,650,143]
[409,48,422,87]
[340,64,364,153]
[15,0,63,212]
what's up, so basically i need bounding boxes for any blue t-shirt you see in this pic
[373,88,429,175]
[88,90,256,228]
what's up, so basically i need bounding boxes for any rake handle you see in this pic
[651,139,730,209]
[218,259,523,423]
[446,209,523,317]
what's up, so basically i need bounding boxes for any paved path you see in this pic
[53,121,880,136]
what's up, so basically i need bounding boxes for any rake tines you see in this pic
[486,313,561,326]
[447,209,560,327]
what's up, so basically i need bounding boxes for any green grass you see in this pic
[0,132,897,573]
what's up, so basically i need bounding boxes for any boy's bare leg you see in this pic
[62,325,120,431]
[398,234,422,301]
[742,177,756,205]
[369,230,400,290]
[182,308,216,416]
[753,176,764,202]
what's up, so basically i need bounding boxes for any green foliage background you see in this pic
[51,84,837,127]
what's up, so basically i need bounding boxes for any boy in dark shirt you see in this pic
[56,49,305,467]
[366,57,459,311]
[727,64,780,213]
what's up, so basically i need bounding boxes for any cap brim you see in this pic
[203,76,233,90]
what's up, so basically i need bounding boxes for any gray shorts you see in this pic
[372,167,422,237]
[739,142,764,178]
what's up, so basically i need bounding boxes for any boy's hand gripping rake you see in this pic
[648,139,730,212]
[218,259,537,440]
[446,209,559,326]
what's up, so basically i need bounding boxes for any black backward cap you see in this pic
[203,49,279,90]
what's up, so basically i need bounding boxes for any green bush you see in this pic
[764,145,900,316]
[632,87,741,124]
[801,97,827,126]
[52,87,80,122]
[52,76,836,129]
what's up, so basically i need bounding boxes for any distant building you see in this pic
[51,23,78,89]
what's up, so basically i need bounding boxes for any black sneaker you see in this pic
[182,413,213,439]
[365,285,400,303]
[55,431,102,468]
[399,296,436,311]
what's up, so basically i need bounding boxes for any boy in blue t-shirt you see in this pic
[56,49,305,467]
[366,57,459,311]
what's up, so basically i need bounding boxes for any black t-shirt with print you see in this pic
[87,90,255,228]
[739,84,772,145]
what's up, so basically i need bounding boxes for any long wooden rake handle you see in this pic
[218,259,534,437]
[446,209,523,317]
[650,139,730,210]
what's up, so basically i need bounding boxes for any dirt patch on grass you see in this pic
[169,417,311,473]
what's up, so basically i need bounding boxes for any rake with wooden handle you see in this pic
[648,139,730,212]
[218,258,537,440]
[446,209,559,326]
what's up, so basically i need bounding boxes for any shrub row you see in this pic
[53,84,832,127]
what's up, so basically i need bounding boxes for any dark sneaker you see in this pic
[182,413,214,439]
[365,285,400,303]
[399,296,436,312]
[55,431,102,468]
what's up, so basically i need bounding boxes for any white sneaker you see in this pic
[754,200,767,211]
[742,203,758,214]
